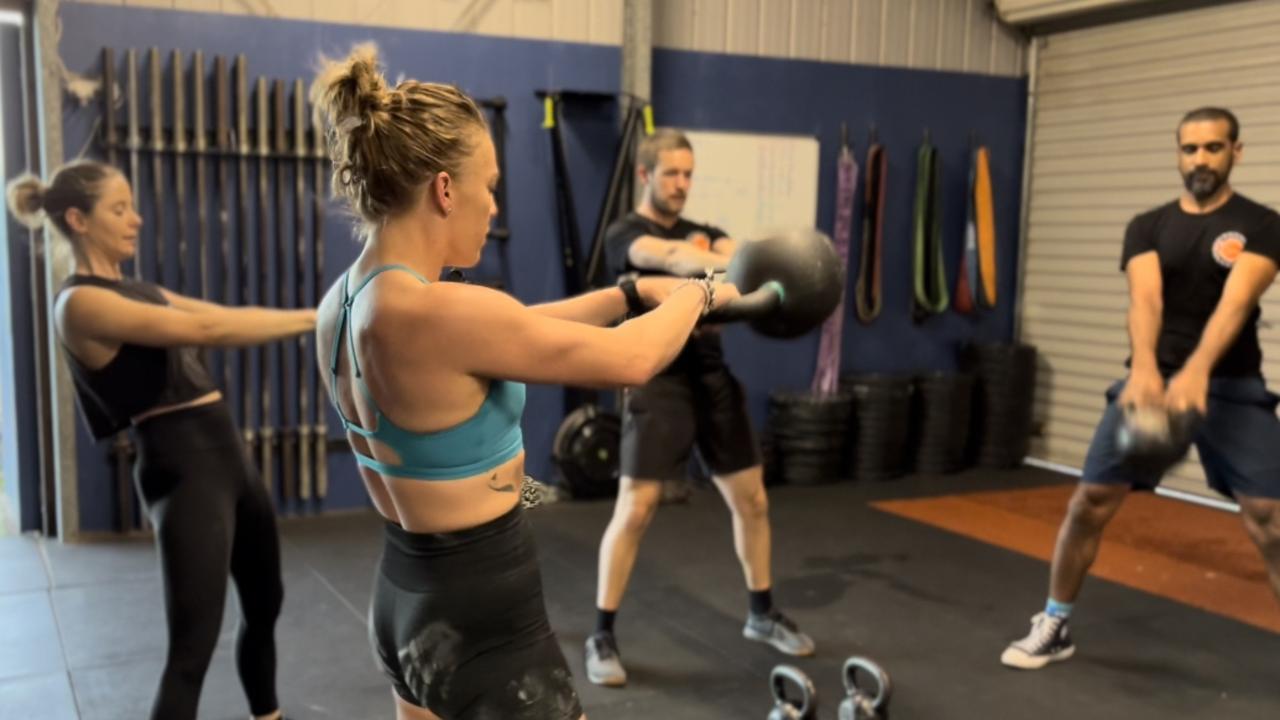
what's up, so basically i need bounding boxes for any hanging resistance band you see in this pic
[854,141,886,324]
[955,144,997,314]
[974,146,998,308]
[912,135,949,321]
[542,93,595,417]
[954,154,977,315]
[812,129,859,396]
[543,94,586,297]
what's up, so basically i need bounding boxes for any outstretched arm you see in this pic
[528,287,631,326]
[427,281,711,388]
[528,277,710,326]
[59,286,316,349]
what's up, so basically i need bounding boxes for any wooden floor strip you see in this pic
[872,485,1280,634]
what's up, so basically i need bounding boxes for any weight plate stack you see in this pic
[912,371,975,474]
[840,374,913,481]
[963,343,1038,469]
[767,391,854,485]
[552,404,622,499]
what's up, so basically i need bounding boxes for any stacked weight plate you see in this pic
[912,372,975,474]
[965,343,1038,469]
[767,391,854,485]
[552,404,622,499]
[841,375,913,481]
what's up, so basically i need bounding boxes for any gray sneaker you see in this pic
[743,610,816,656]
[584,631,627,686]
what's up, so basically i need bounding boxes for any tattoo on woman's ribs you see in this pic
[488,474,516,493]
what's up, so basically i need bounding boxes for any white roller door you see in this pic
[1022,0,1280,500]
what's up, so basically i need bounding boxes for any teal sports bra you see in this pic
[328,264,526,480]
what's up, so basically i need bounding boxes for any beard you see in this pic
[1183,162,1231,201]
[651,193,685,217]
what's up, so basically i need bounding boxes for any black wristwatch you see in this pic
[617,274,646,315]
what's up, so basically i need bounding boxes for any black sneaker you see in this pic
[584,631,627,686]
[1001,613,1075,669]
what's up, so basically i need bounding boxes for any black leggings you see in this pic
[133,401,284,720]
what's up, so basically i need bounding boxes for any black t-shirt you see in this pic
[1120,193,1280,377]
[604,212,728,374]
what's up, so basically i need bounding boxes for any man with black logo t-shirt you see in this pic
[583,129,815,687]
[1003,107,1280,670]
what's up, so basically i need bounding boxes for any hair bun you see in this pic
[308,43,486,237]
[346,44,386,116]
[5,174,48,230]
[311,42,388,138]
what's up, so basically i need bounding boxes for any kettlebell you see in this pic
[838,656,892,720]
[767,664,818,719]
[1115,405,1201,471]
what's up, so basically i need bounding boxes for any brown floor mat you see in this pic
[872,484,1280,634]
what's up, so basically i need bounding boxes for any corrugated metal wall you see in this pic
[654,0,1023,75]
[75,0,628,44]
[1021,0,1280,499]
[994,0,1165,25]
[71,0,1027,76]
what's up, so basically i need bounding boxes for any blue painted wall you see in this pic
[649,51,1026,414]
[44,4,1025,532]
[2,22,43,533]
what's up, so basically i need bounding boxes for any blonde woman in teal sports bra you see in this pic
[311,45,736,720]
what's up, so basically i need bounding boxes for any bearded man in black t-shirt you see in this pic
[1003,107,1280,670]
[582,129,815,687]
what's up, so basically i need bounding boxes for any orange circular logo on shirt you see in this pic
[1211,231,1246,268]
[687,232,711,252]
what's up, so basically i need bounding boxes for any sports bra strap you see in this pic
[327,264,431,431]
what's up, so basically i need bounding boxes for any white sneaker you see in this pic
[1001,613,1076,670]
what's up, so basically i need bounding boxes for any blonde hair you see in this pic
[310,43,487,238]
[4,160,119,241]
[636,128,692,172]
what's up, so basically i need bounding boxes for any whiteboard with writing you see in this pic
[678,129,821,241]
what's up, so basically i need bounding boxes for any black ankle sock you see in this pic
[749,589,774,616]
[596,609,617,635]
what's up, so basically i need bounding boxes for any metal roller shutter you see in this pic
[1021,0,1280,501]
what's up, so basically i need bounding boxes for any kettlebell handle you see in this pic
[843,656,892,716]
[704,281,785,324]
[768,664,817,719]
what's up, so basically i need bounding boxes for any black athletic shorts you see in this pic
[1083,376,1280,500]
[369,505,583,720]
[620,363,761,482]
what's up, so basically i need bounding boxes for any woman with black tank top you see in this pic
[6,160,314,720]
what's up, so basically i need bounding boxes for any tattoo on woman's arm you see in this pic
[488,474,516,493]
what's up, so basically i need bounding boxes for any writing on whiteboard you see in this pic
[678,129,820,241]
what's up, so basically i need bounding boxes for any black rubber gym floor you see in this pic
[2,467,1278,719]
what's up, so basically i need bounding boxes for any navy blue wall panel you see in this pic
[44,4,1025,531]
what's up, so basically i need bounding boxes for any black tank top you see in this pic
[58,275,218,440]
